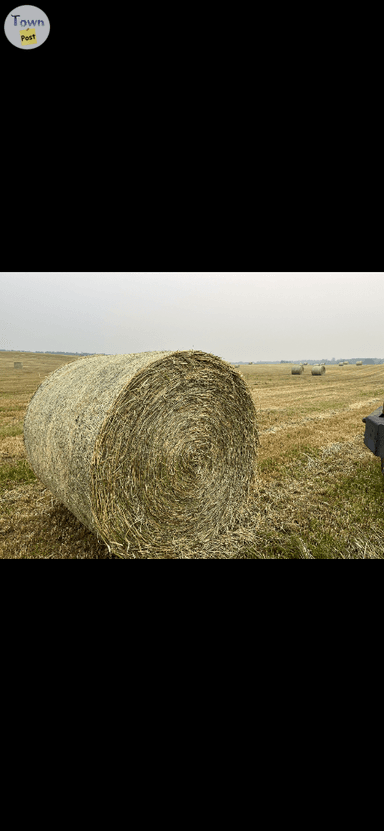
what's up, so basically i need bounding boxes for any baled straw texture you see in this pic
[311,365,325,375]
[356,361,363,366]
[23,351,258,557]
[339,362,344,366]
[291,365,303,374]
[14,362,22,369]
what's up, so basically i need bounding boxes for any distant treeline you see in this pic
[0,350,107,356]
[279,358,381,365]
[1,350,383,364]
[236,358,383,365]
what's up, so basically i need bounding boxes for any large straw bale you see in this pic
[311,365,325,375]
[291,365,303,374]
[24,351,258,557]
[14,362,22,369]
[356,361,363,366]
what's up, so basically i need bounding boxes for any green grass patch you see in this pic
[28,543,53,558]
[320,458,384,530]
[0,460,36,490]
[299,401,348,413]
[243,511,382,559]
[280,408,297,417]
[258,444,321,476]
[0,422,24,438]
[304,522,351,558]
[243,527,346,559]
[257,457,282,475]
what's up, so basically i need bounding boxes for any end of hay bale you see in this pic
[24,351,258,556]
[311,365,325,375]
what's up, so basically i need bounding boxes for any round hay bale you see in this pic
[339,362,344,366]
[14,362,22,369]
[356,361,363,366]
[291,365,303,374]
[311,365,325,375]
[24,351,258,556]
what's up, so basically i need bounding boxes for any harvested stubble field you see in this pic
[0,351,383,559]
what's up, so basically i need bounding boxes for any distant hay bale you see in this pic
[344,361,349,365]
[291,365,303,374]
[24,351,258,557]
[303,362,308,365]
[339,362,344,366]
[311,365,325,375]
[14,362,22,369]
[356,361,363,366]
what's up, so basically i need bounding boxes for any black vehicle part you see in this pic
[362,403,384,474]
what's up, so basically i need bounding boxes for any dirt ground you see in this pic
[1,352,383,558]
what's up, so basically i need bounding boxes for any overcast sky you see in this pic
[0,272,382,361]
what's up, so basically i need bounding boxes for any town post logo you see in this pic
[4,5,50,49]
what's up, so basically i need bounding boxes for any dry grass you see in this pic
[1,352,384,558]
